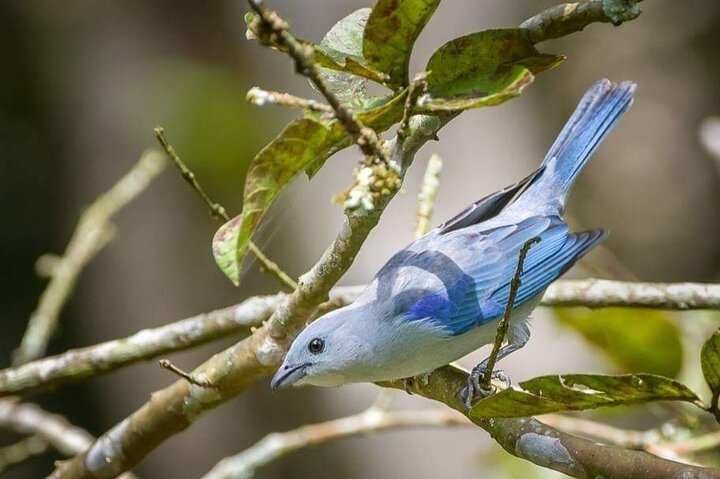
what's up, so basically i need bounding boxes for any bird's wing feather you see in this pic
[434,166,545,236]
[402,216,606,336]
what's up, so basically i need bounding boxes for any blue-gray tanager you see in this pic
[271,79,636,407]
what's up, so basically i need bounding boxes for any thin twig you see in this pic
[154,126,297,291]
[540,414,656,449]
[158,359,214,388]
[654,430,720,456]
[481,237,540,390]
[13,150,167,366]
[202,408,468,479]
[520,0,643,44]
[415,153,443,238]
[248,0,390,165]
[246,87,333,113]
[542,414,720,459]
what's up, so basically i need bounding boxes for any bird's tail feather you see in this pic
[528,79,636,207]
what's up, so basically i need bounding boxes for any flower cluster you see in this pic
[341,160,402,213]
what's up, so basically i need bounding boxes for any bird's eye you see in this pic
[308,338,325,354]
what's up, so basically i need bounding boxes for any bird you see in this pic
[271,79,636,408]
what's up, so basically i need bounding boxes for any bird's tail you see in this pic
[521,79,636,210]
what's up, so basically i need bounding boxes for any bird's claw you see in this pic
[492,369,511,389]
[459,369,511,409]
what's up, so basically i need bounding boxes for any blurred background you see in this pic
[2,0,720,477]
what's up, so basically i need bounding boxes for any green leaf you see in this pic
[421,66,535,112]
[303,91,408,178]
[419,29,563,112]
[213,91,408,284]
[212,119,334,285]
[469,374,701,419]
[300,91,408,176]
[701,329,720,401]
[317,8,371,102]
[363,0,441,88]
[554,308,683,378]
[245,12,385,85]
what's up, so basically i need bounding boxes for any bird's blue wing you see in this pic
[481,228,607,320]
[403,216,606,336]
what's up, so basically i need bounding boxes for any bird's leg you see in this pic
[460,238,539,409]
[460,343,520,409]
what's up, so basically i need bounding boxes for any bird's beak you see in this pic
[271,363,308,391]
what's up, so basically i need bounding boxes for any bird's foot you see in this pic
[460,368,511,410]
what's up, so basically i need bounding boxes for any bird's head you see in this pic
[270,305,377,389]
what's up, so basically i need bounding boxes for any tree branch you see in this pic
[380,366,720,479]
[3,279,719,399]
[521,0,643,44]
[0,400,138,479]
[13,150,167,366]
[202,407,468,479]
[203,403,720,478]
[0,288,359,398]
[0,400,95,457]
[544,278,720,310]
[0,436,48,474]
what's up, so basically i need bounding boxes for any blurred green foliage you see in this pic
[554,308,684,378]
[149,62,274,208]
